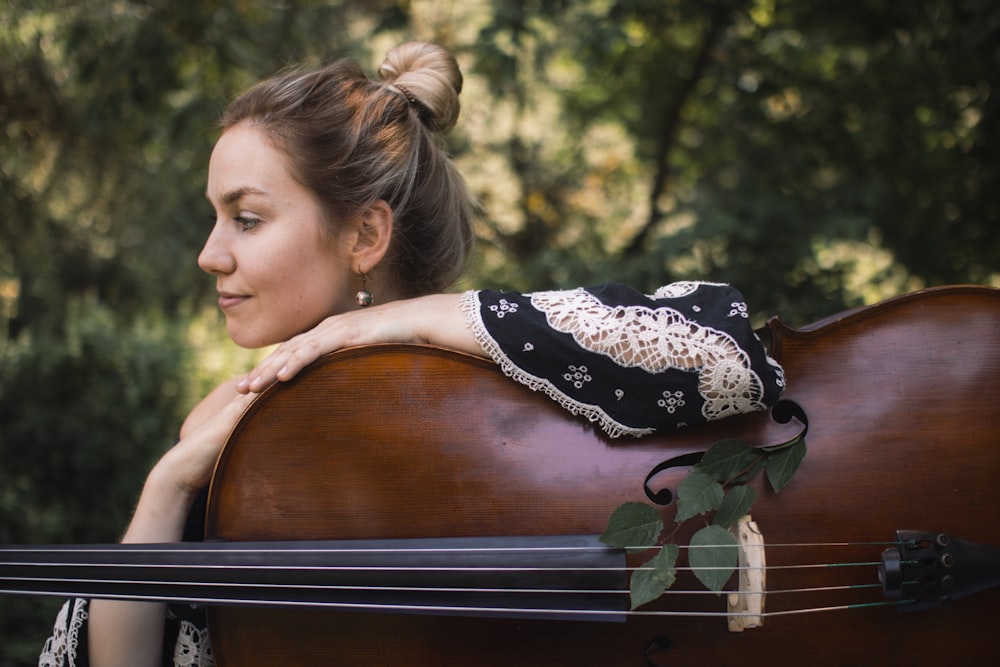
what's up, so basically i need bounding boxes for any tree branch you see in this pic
[624,3,743,258]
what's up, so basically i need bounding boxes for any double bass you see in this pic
[3,285,1000,664]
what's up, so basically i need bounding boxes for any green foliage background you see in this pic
[1,1,997,662]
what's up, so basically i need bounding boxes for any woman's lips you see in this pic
[218,294,249,310]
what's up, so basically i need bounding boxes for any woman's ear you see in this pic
[351,200,394,274]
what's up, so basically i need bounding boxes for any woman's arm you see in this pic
[238,293,482,394]
[238,283,785,439]
[86,385,256,667]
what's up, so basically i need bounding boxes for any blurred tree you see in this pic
[460,0,998,321]
[0,306,189,663]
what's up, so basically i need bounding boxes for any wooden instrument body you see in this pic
[205,285,1000,665]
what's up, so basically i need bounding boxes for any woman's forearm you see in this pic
[87,463,199,667]
[87,387,253,666]
[239,293,486,394]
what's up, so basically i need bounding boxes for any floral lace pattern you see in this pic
[462,290,649,437]
[37,598,215,667]
[463,283,784,438]
[528,288,767,421]
[39,599,88,667]
[174,620,214,666]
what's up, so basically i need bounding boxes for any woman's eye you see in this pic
[234,215,260,231]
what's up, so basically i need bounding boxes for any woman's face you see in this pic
[200,123,358,348]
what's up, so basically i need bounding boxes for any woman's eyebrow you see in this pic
[207,186,269,205]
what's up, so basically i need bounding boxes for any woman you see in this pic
[39,42,784,666]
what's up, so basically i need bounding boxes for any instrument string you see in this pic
[0,540,897,554]
[0,541,890,584]
[1,538,898,618]
[0,584,907,619]
[0,574,883,597]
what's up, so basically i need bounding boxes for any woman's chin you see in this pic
[227,325,279,350]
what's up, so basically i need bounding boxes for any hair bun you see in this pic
[378,42,463,134]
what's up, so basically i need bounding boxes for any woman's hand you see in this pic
[164,386,260,493]
[237,293,484,394]
[116,385,259,545]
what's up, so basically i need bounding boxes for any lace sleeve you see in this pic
[37,599,212,667]
[38,599,89,667]
[37,489,214,666]
[461,281,785,438]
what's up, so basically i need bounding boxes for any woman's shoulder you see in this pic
[179,375,245,438]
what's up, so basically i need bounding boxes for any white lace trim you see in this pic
[462,290,652,438]
[527,287,767,422]
[36,599,214,667]
[174,618,215,666]
[462,286,771,437]
[39,599,88,667]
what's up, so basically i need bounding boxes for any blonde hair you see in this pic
[220,42,474,297]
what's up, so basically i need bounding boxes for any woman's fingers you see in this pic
[163,390,258,492]
[236,295,472,394]
[238,318,349,393]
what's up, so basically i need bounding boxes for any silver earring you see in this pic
[355,273,373,307]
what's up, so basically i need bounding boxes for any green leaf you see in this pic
[674,472,724,523]
[729,454,767,484]
[629,543,679,610]
[693,439,759,483]
[689,525,739,593]
[765,439,807,492]
[599,501,663,548]
[713,485,757,529]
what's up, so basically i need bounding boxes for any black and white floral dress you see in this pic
[39,281,785,666]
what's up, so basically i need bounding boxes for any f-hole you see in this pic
[642,400,808,506]
[644,635,672,665]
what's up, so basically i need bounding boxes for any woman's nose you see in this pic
[197,221,236,275]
